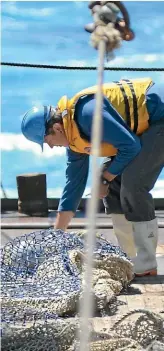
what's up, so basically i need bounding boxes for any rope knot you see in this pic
[85,1,135,56]
[91,22,122,52]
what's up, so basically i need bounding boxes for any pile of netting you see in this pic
[1,229,164,351]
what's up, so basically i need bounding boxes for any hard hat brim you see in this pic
[21,105,51,152]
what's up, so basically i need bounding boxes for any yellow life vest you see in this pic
[57,77,154,157]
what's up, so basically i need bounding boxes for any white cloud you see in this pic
[150,186,164,198]
[2,16,28,30]
[108,54,164,66]
[1,183,163,199]
[0,188,18,199]
[2,2,56,18]
[68,59,89,67]
[143,54,159,63]
[108,56,127,66]
[47,186,92,198]
[73,1,86,9]
[0,133,66,158]
[47,53,164,69]
[47,182,164,199]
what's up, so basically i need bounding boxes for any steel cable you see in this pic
[1,62,164,71]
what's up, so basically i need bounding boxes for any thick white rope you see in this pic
[78,3,134,349]
[79,39,106,351]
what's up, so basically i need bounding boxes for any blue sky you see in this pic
[1,1,164,198]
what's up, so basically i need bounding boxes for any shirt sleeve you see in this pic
[146,82,164,123]
[101,98,141,175]
[76,95,141,176]
[58,148,89,212]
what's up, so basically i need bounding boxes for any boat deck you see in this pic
[1,210,164,323]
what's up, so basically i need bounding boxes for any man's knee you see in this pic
[120,186,137,218]
[121,169,146,220]
[120,178,155,222]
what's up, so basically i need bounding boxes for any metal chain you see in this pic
[1,62,164,71]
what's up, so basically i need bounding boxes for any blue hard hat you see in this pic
[21,105,51,150]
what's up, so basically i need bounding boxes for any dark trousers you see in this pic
[102,120,164,222]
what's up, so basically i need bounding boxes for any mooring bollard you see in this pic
[16,173,48,216]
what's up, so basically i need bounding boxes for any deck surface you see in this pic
[1,210,164,322]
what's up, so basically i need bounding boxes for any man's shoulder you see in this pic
[147,83,164,102]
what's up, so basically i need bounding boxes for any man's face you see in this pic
[44,106,69,148]
[44,123,69,148]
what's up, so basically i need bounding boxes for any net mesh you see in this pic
[1,229,164,351]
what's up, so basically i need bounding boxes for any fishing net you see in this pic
[1,229,164,350]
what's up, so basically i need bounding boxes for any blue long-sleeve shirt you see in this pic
[58,84,164,212]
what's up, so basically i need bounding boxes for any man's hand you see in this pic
[98,169,117,199]
[99,183,109,199]
[55,211,74,231]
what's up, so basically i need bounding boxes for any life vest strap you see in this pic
[122,79,139,133]
[114,81,131,129]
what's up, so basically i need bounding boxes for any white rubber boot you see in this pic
[132,218,158,276]
[111,214,136,258]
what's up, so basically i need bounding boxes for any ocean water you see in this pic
[1,66,164,200]
[1,1,164,201]
[1,133,164,199]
